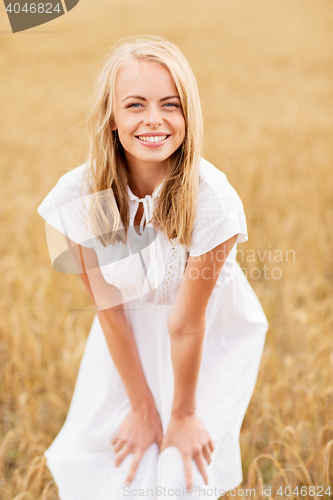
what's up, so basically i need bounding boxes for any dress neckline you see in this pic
[126,179,165,203]
[126,180,165,234]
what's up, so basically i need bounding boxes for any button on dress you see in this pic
[37,157,269,500]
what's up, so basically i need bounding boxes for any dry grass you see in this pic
[0,0,332,498]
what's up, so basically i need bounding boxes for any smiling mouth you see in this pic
[136,135,170,143]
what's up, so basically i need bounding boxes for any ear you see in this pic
[110,116,117,131]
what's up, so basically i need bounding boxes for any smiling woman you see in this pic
[110,60,186,197]
[37,35,269,500]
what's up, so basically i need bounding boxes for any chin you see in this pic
[137,151,171,162]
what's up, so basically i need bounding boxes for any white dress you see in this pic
[37,157,269,500]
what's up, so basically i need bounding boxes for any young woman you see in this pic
[37,35,269,500]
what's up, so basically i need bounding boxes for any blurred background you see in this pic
[0,0,332,498]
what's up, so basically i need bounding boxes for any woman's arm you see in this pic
[61,234,163,483]
[161,234,239,488]
[64,235,155,411]
[168,233,238,416]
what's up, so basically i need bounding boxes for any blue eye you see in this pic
[126,102,179,109]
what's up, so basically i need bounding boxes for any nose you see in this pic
[143,104,162,128]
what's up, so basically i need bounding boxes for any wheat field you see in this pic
[0,0,332,498]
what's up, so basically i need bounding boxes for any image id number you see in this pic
[277,485,331,496]
[6,3,61,14]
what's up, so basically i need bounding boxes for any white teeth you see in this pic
[138,135,168,143]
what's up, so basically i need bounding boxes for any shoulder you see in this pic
[188,158,248,256]
[198,156,228,186]
[36,163,98,248]
[196,157,245,218]
[168,161,249,319]
[37,163,89,220]
[47,163,89,206]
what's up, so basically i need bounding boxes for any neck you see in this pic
[125,153,168,198]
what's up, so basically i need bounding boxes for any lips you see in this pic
[134,134,171,148]
[137,135,169,143]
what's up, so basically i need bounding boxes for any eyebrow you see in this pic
[122,95,181,102]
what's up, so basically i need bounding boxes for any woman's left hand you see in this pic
[159,413,214,490]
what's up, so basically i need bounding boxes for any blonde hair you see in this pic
[82,35,203,248]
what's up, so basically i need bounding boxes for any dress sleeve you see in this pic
[189,176,248,257]
[37,166,95,249]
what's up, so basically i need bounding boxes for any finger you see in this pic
[159,439,168,454]
[202,443,212,465]
[194,452,209,485]
[182,455,194,491]
[115,444,131,467]
[111,433,119,445]
[113,438,126,454]
[208,439,215,453]
[126,451,143,485]
[156,433,163,450]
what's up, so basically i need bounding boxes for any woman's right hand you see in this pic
[111,402,163,485]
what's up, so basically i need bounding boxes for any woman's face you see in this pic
[111,59,186,171]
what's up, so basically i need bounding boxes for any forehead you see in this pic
[114,59,178,98]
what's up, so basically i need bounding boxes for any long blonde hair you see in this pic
[82,35,203,248]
